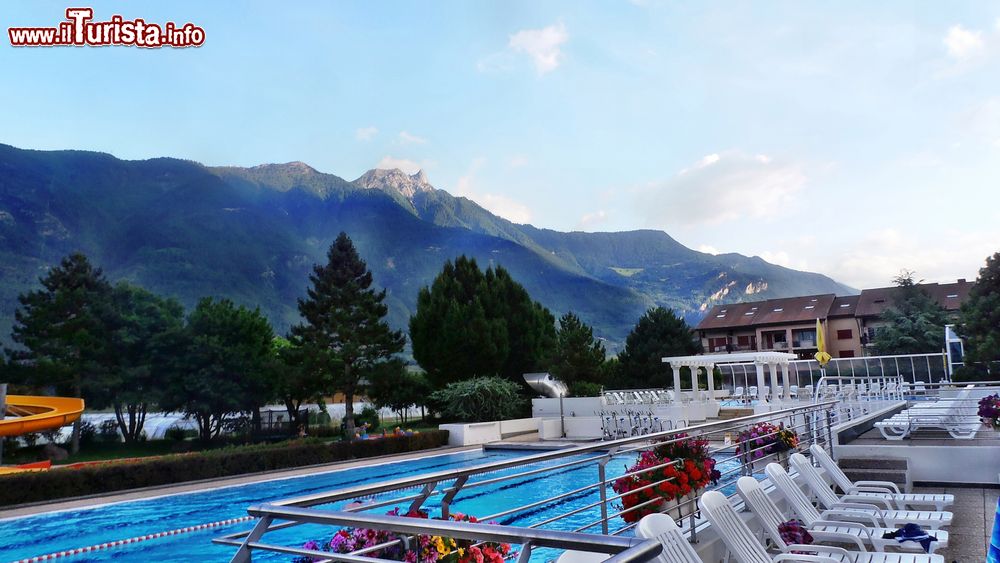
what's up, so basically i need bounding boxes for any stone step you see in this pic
[837,457,908,471]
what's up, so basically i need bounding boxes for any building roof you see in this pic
[855,279,972,317]
[828,295,860,318]
[696,293,836,331]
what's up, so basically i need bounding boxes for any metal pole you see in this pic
[559,393,566,439]
[825,408,835,459]
[598,458,610,535]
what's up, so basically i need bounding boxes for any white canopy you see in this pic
[662,351,798,403]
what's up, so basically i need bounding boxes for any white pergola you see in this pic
[662,351,799,404]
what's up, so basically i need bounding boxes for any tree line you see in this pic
[1,236,706,451]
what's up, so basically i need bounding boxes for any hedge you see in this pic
[0,430,449,507]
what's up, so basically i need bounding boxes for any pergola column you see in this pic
[706,363,716,399]
[780,362,792,400]
[769,362,780,401]
[690,366,700,399]
[755,362,767,403]
[671,365,682,400]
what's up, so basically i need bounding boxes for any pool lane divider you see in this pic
[11,515,255,562]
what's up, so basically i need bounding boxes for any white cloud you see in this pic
[355,126,378,141]
[453,157,533,224]
[509,22,569,75]
[397,131,427,145]
[375,156,422,174]
[578,210,608,230]
[697,244,720,255]
[943,25,984,60]
[636,151,807,228]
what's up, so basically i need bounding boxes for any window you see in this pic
[837,329,853,340]
[805,305,815,309]
[773,307,783,312]
[839,303,851,308]
[839,350,856,358]
[946,294,958,299]
[716,314,725,318]
[745,312,754,316]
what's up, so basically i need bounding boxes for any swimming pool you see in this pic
[0,448,741,562]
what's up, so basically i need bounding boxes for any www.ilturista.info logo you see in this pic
[8,8,205,48]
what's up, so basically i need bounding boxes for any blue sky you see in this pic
[3,1,999,289]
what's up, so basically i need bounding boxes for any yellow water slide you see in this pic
[0,395,85,437]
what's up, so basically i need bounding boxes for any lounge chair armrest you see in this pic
[806,530,867,551]
[772,554,840,563]
[819,509,881,527]
[848,485,895,495]
[853,480,901,494]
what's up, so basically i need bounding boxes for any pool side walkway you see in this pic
[1,444,480,520]
[914,485,998,562]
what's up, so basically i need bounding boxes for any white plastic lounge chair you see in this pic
[762,465,949,554]
[808,445,953,511]
[635,513,703,563]
[555,551,609,563]
[700,490,944,563]
[874,387,979,440]
[788,453,952,530]
[749,386,759,399]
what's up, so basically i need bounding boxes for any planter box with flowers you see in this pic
[611,434,721,524]
[736,422,800,473]
[980,394,1000,431]
[293,509,513,563]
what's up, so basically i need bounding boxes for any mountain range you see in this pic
[0,144,853,352]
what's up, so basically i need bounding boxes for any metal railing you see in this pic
[216,401,844,562]
[864,381,1000,442]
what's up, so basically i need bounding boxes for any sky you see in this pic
[2,1,999,290]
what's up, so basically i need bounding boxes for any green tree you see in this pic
[871,272,949,355]
[270,336,327,429]
[960,252,1000,379]
[161,298,274,440]
[367,365,432,424]
[549,312,606,386]
[9,253,114,453]
[290,233,404,438]
[101,282,185,442]
[410,256,556,387]
[616,307,700,389]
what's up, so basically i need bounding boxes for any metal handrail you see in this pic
[268,400,837,509]
[215,507,663,563]
[216,400,840,562]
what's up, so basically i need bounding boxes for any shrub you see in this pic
[97,419,121,443]
[164,426,189,441]
[431,377,526,422]
[0,430,449,507]
[78,421,97,446]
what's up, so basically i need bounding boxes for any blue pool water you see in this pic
[0,449,741,562]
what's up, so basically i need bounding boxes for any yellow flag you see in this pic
[814,318,832,366]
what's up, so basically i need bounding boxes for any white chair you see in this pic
[763,465,949,554]
[635,513,703,563]
[700,490,944,563]
[788,453,952,530]
[875,387,980,440]
[809,444,953,511]
[789,385,799,399]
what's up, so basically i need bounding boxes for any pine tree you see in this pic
[549,312,606,386]
[10,253,113,453]
[872,272,949,355]
[409,256,555,388]
[960,252,1000,378]
[616,307,700,389]
[291,233,404,438]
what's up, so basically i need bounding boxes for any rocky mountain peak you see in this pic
[354,168,434,200]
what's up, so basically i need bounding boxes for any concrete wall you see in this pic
[531,397,605,418]
[439,422,502,446]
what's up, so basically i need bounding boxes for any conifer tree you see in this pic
[549,312,606,386]
[616,307,700,389]
[872,272,949,355]
[291,233,404,438]
[10,253,113,453]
